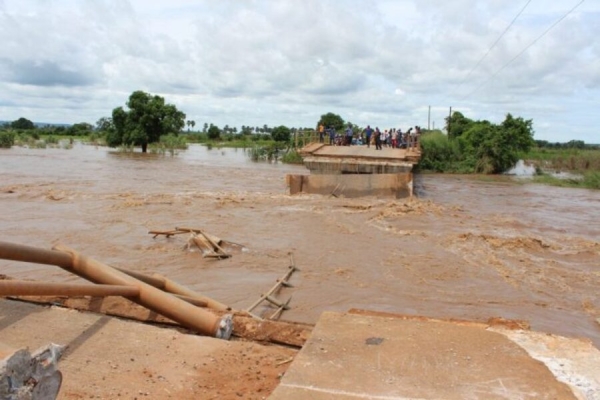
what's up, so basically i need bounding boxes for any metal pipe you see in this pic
[153,273,230,311]
[113,267,166,289]
[115,268,228,309]
[0,241,232,339]
[173,294,208,308]
[53,244,232,339]
[114,267,228,311]
[0,280,139,297]
[0,241,72,269]
[0,240,230,310]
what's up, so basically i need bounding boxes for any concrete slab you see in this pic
[0,299,296,399]
[302,144,421,162]
[270,311,594,400]
[298,144,420,177]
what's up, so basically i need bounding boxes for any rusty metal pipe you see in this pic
[153,273,229,311]
[115,268,228,310]
[113,267,167,289]
[173,294,208,308]
[0,240,229,310]
[0,241,232,339]
[53,244,232,339]
[0,280,139,297]
[0,241,72,269]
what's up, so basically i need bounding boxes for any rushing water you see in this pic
[1,143,599,348]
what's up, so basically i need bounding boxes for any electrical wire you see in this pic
[456,0,532,91]
[461,0,585,100]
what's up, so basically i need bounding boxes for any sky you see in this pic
[0,0,598,143]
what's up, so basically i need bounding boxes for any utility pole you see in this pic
[428,105,431,131]
[448,106,452,134]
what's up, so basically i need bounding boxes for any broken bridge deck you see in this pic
[269,310,600,399]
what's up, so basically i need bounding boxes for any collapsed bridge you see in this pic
[287,143,421,198]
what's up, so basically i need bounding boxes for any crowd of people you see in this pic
[318,123,421,151]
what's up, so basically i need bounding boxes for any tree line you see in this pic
[3,90,596,175]
[0,91,320,152]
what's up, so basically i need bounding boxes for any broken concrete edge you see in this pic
[347,308,531,330]
[346,308,600,399]
[1,343,64,400]
[492,328,600,400]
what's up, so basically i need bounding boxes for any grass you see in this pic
[247,144,280,162]
[532,171,600,189]
[520,148,600,172]
[281,149,304,164]
[149,134,188,155]
[518,148,600,190]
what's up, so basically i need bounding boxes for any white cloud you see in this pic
[0,0,598,143]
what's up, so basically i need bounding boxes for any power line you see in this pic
[456,0,532,91]
[461,0,585,100]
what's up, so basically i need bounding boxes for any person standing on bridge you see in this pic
[363,125,373,148]
[374,127,382,150]
[345,123,353,146]
[328,126,336,145]
[318,123,325,143]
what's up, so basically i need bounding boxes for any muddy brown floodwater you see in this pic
[1,143,599,349]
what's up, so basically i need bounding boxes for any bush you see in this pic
[0,131,15,148]
[281,149,303,164]
[418,131,471,172]
[45,135,59,145]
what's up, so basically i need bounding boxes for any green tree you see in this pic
[445,111,473,139]
[318,112,344,131]
[207,124,221,140]
[271,125,291,142]
[460,114,534,173]
[11,117,35,130]
[96,117,114,132]
[67,122,93,136]
[501,113,534,154]
[106,90,186,152]
[421,111,535,174]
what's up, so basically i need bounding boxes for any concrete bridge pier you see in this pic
[287,143,420,198]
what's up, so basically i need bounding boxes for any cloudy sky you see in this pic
[0,0,598,142]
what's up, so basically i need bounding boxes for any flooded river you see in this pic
[1,143,599,348]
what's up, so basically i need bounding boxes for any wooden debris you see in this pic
[149,227,245,259]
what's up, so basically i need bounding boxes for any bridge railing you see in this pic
[293,130,319,148]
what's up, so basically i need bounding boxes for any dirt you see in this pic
[0,299,296,400]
